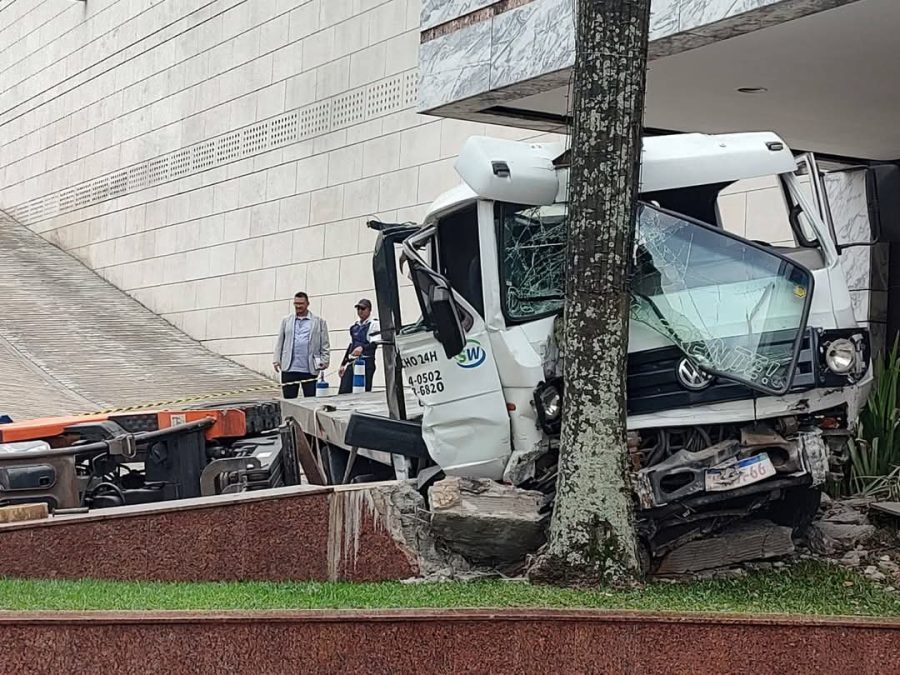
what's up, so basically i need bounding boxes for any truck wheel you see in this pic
[767,487,821,534]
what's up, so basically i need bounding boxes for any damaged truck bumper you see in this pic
[635,427,829,510]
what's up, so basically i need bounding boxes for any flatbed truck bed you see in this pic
[280,390,422,467]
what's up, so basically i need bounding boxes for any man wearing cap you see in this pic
[338,298,380,394]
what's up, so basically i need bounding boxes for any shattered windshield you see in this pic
[496,200,813,395]
[496,203,566,321]
[631,204,813,394]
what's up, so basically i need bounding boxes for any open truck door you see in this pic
[394,229,511,480]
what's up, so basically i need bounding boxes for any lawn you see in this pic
[0,562,898,617]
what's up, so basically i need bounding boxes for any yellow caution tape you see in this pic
[82,383,282,415]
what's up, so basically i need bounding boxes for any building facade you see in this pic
[0,0,559,378]
[1,0,895,381]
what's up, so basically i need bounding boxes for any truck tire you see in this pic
[767,486,821,534]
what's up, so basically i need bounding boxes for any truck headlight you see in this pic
[825,338,857,374]
[539,387,561,420]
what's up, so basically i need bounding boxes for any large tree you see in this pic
[530,0,653,585]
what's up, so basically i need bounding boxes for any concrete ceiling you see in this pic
[504,0,900,160]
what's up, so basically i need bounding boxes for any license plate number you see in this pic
[705,453,776,492]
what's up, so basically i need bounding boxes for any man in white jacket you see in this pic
[272,292,330,398]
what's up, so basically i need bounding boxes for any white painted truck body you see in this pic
[394,132,872,484]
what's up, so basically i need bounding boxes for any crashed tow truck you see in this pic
[286,131,900,568]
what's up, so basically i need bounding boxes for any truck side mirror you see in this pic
[429,285,466,358]
[867,164,900,244]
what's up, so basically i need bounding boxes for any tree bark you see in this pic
[529,0,652,586]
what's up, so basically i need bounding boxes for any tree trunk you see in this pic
[530,0,652,586]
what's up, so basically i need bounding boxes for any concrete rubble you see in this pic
[837,548,900,587]
[328,481,472,580]
[807,497,877,555]
[428,477,548,567]
[413,477,900,584]
[655,520,794,576]
[803,498,900,587]
[667,495,900,584]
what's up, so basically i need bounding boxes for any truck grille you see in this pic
[627,329,817,416]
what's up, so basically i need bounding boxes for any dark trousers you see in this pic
[338,358,376,394]
[282,371,316,398]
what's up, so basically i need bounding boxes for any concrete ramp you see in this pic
[0,210,274,419]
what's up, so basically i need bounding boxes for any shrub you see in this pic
[850,338,900,497]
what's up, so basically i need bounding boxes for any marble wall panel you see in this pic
[419,0,861,115]
[825,168,887,356]
[419,19,493,111]
[490,0,575,92]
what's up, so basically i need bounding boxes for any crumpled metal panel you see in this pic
[637,439,741,508]
[799,429,828,486]
[637,429,810,508]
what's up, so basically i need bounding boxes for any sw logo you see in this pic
[455,339,486,369]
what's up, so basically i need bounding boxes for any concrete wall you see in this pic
[0,0,555,378]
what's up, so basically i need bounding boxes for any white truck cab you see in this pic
[346,132,897,564]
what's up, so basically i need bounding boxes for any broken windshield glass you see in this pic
[631,204,813,395]
[496,199,812,394]
[497,203,567,321]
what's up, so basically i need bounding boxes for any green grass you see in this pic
[0,562,898,617]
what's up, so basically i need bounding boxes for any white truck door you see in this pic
[395,263,511,480]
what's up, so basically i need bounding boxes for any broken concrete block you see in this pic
[327,481,470,581]
[878,559,899,575]
[842,497,876,510]
[864,565,887,582]
[823,506,868,525]
[429,477,547,565]
[0,503,48,524]
[808,522,876,555]
[870,502,900,519]
[841,551,861,567]
[656,520,794,575]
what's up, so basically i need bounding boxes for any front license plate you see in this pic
[704,453,776,492]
